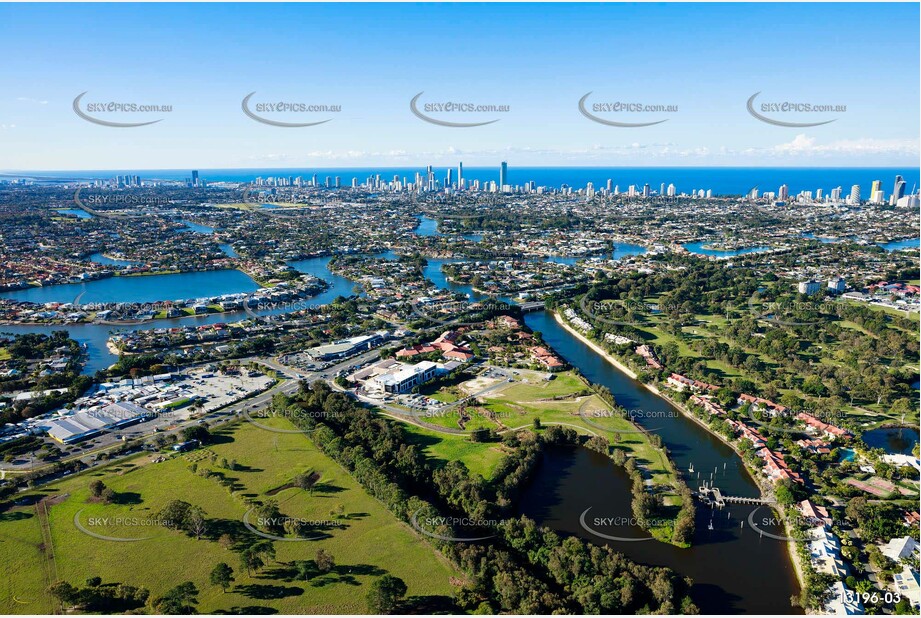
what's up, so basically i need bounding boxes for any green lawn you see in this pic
[0,417,459,615]
[415,407,496,432]
[401,424,508,480]
[479,371,678,494]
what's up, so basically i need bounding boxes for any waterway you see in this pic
[56,208,93,219]
[178,219,236,258]
[88,253,138,267]
[860,427,920,455]
[520,310,801,614]
[683,242,773,257]
[0,238,651,375]
[0,256,368,374]
[0,270,260,305]
[180,220,215,234]
[878,238,920,252]
[415,214,482,242]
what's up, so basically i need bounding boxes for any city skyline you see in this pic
[8,162,918,211]
[1,3,919,170]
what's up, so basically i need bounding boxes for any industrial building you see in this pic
[305,331,388,361]
[44,401,152,444]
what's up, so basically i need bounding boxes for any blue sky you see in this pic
[0,2,918,170]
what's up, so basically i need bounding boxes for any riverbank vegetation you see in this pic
[411,365,694,547]
[277,381,699,613]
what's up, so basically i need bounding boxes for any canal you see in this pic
[522,310,801,614]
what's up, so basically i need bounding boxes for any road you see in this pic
[0,351,383,480]
[1,327,498,481]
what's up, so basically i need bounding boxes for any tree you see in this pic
[157,500,207,537]
[218,533,234,550]
[209,563,234,593]
[180,425,210,444]
[366,575,407,614]
[239,549,264,576]
[294,470,321,494]
[315,549,335,574]
[47,581,79,606]
[89,480,106,498]
[254,500,284,535]
[253,540,277,564]
[774,480,797,506]
[186,506,207,540]
[295,560,315,581]
[894,598,913,614]
[157,500,194,531]
[153,582,199,614]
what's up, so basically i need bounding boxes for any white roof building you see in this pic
[881,536,919,562]
[824,581,864,615]
[45,401,151,443]
[892,566,920,608]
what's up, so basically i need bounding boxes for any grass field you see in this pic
[0,417,459,615]
[401,424,509,480]
[852,301,920,322]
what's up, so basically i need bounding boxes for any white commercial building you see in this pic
[371,361,439,394]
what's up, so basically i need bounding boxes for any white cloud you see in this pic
[764,134,919,158]
[238,135,918,167]
[16,97,48,105]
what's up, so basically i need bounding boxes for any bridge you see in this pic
[696,484,772,508]
[519,301,546,313]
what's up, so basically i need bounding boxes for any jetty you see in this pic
[696,482,771,507]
